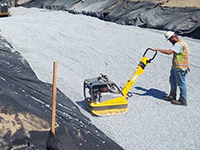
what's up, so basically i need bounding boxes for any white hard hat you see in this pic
[165,31,175,40]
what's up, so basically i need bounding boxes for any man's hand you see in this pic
[151,48,157,51]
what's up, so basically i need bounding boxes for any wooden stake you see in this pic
[51,62,57,134]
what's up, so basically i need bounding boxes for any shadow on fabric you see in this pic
[76,100,88,112]
[76,100,99,117]
[132,86,167,100]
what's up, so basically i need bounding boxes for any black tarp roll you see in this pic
[0,36,124,150]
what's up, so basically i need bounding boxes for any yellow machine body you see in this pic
[0,9,10,16]
[84,49,157,116]
[85,96,128,116]
[122,57,148,98]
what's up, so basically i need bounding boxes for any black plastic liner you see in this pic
[70,0,117,18]
[104,1,200,39]
[24,0,82,10]
[0,36,124,149]
[23,0,200,39]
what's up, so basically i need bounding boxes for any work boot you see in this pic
[171,100,187,106]
[163,95,175,101]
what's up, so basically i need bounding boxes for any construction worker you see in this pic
[152,31,189,106]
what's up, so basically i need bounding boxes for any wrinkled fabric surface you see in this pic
[0,36,124,149]
[22,0,200,39]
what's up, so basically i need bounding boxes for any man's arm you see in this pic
[151,48,174,55]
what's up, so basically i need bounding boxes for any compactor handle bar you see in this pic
[143,48,157,63]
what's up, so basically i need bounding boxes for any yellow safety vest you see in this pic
[172,40,189,69]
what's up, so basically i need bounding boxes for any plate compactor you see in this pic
[84,48,157,116]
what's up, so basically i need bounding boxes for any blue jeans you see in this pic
[169,67,188,101]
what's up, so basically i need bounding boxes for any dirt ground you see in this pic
[131,0,200,8]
